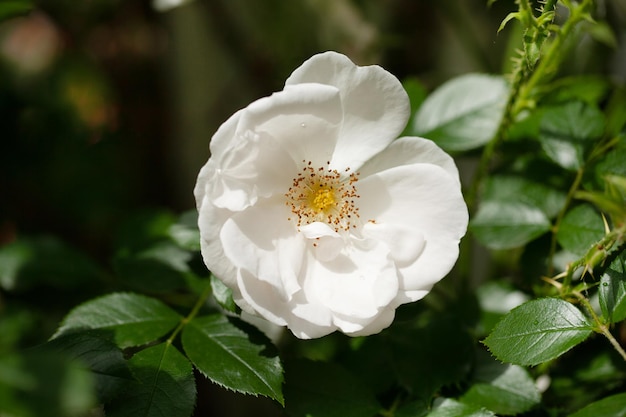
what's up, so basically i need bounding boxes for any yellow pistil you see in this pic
[285,160,360,232]
[310,187,336,212]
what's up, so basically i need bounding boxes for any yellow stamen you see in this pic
[285,160,361,232]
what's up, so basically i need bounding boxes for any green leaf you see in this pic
[539,101,604,171]
[471,201,552,250]
[544,76,611,106]
[52,293,182,348]
[168,210,201,251]
[43,333,133,402]
[426,398,495,417]
[182,315,284,404]
[476,281,530,335]
[283,359,380,417]
[114,242,192,292]
[461,351,540,415]
[0,351,96,417]
[402,77,428,136]
[0,236,104,292]
[594,135,626,182]
[412,74,509,151]
[0,0,32,21]
[569,393,626,417]
[599,268,626,324]
[210,274,239,313]
[482,175,567,219]
[556,204,604,257]
[484,298,593,366]
[105,343,196,417]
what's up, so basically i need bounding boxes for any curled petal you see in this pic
[196,199,237,289]
[359,136,462,186]
[359,163,468,294]
[237,83,343,166]
[221,197,305,301]
[362,222,425,266]
[238,270,335,339]
[286,51,410,171]
[340,307,396,337]
[306,240,399,326]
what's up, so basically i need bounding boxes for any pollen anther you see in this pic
[285,161,360,233]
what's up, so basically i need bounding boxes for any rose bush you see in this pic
[195,51,468,338]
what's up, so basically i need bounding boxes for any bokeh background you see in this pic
[1,0,625,415]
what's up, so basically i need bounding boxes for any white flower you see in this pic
[194,51,468,339]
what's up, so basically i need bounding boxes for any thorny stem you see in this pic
[575,293,626,362]
[468,0,592,212]
[166,282,213,345]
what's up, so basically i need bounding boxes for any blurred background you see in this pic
[1,0,625,415]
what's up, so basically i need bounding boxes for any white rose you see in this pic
[195,51,468,339]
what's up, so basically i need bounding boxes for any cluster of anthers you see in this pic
[285,160,360,233]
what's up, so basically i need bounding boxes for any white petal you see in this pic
[285,51,410,170]
[196,198,238,289]
[299,222,340,239]
[359,136,462,186]
[237,83,343,166]
[237,269,335,339]
[342,307,396,337]
[307,240,399,322]
[208,109,243,159]
[358,163,468,293]
[220,196,305,301]
[362,222,425,266]
[299,222,345,262]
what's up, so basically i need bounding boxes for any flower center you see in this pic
[286,161,360,232]
[310,187,336,212]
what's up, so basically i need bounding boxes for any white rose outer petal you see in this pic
[195,51,469,339]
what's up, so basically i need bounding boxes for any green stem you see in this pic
[466,59,524,212]
[166,282,212,344]
[577,294,626,362]
[513,0,592,115]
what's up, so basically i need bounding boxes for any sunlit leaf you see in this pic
[105,343,196,417]
[284,359,380,417]
[426,398,495,417]
[52,293,182,348]
[210,274,239,313]
[471,201,551,250]
[482,175,566,219]
[569,393,626,417]
[168,210,201,251]
[476,281,530,335]
[412,74,509,151]
[599,267,626,324]
[484,298,593,366]
[182,315,284,404]
[461,351,540,415]
[539,101,604,171]
[556,204,604,257]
